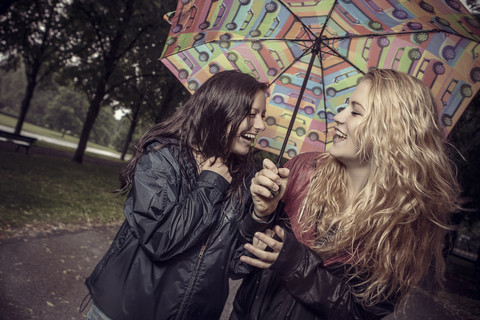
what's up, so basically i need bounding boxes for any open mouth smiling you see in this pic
[241,133,256,143]
[334,128,347,142]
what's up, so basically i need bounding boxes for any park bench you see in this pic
[0,129,37,154]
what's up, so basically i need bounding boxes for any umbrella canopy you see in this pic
[160,0,480,161]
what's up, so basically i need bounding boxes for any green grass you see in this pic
[0,148,125,236]
[0,113,121,154]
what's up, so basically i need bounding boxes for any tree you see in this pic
[0,0,73,135]
[0,67,25,114]
[90,106,117,146]
[467,0,480,13]
[110,59,188,160]
[63,0,181,163]
[43,86,87,135]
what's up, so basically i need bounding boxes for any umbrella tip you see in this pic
[163,11,175,25]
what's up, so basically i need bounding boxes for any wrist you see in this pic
[252,207,267,221]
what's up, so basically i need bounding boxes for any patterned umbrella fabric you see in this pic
[160,0,480,160]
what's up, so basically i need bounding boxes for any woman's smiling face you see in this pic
[328,80,370,166]
[230,90,267,155]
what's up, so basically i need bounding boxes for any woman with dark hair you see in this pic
[83,70,268,320]
[230,69,462,319]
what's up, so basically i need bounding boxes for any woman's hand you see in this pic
[201,157,232,183]
[240,226,285,269]
[250,158,289,219]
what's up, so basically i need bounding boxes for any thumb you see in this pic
[278,167,290,178]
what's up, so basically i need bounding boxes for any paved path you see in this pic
[1,225,476,320]
[0,226,240,320]
[0,125,121,159]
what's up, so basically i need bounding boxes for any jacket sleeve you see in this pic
[229,202,280,280]
[125,147,230,262]
[271,232,394,320]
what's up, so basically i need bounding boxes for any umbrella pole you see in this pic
[276,37,321,166]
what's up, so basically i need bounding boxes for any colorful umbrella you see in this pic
[160,0,480,162]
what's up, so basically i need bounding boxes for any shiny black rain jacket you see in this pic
[85,138,252,320]
[230,153,395,320]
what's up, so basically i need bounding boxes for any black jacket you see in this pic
[85,138,254,320]
[230,153,395,320]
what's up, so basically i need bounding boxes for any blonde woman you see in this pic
[230,69,461,319]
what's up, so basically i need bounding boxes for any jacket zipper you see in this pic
[175,235,210,320]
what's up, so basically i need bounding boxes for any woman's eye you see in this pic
[351,111,361,116]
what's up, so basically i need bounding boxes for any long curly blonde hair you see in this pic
[301,69,461,307]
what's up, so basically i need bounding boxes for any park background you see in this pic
[1,0,480,319]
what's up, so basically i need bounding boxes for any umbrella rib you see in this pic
[160,38,314,58]
[319,0,340,40]
[277,0,317,41]
[318,48,330,150]
[326,29,480,44]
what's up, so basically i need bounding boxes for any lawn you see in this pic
[0,146,125,238]
[0,113,121,154]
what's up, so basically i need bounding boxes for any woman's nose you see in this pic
[255,115,266,131]
[334,108,346,123]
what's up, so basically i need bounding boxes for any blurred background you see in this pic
[0,0,479,319]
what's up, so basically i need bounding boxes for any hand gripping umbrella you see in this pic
[160,0,480,164]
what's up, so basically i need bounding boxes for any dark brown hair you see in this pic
[118,70,268,198]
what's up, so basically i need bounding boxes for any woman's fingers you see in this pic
[250,178,275,199]
[244,243,277,262]
[274,225,285,241]
[239,227,285,269]
[201,157,232,183]
[250,169,283,200]
[265,228,275,238]
[254,231,283,252]
[241,242,278,269]
[239,255,272,269]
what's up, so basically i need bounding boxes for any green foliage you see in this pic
[0,67,25,114]
[90,106,118,146]
[111,116,133,152]
[0,0,75,134]
[0,113,123,155]
[0,148,125,233]
[466,0,480,13]
[43,86,87,135]
[56,0,187,162]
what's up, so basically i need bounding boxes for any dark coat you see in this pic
[230,153,395,320]
[85,138,253,320]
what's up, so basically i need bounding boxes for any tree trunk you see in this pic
[14,76,37,135]
[72,84,105,163]
[154,82,178,123]
[121,104,140,161]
